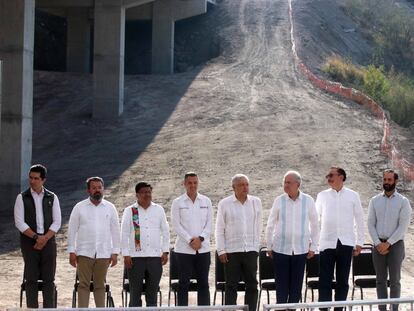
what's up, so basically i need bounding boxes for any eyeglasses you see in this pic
[325,173,340,179]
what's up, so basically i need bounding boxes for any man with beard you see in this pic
[67,177,120,308]
[368,169,412,311]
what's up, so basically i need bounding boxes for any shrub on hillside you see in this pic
[323,57,414,127]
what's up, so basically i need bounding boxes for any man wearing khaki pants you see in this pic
[67,177,120,307]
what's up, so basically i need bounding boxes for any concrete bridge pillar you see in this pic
[93,0,125,119]
[0,0,34,211]
[152,0,174,74]
[66,7,91,73]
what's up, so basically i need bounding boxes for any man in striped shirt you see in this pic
[266,170,319,304]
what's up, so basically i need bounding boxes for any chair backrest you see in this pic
[169,249,180,283]
[169,248,198,284]
[306,253,320,279]
[259,247,274,282]
[352,245,375,277]
[215,252,225,285]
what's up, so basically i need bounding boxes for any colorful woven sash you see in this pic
[132,206,141,251]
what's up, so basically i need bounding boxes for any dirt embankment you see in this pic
[0,0,413,309]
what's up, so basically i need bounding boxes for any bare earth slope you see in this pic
[0,0,413,308]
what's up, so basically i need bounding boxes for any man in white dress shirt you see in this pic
[215,174,262,311]
[14,164,61,308]
[171,172,213,306]
[121,182,170,307]
[316,167,364,311]
[67,176,120,308]
[266,170,319,304]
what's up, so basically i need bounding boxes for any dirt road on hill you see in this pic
[1,0,413,308]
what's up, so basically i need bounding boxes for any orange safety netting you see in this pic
[288,0,414,181]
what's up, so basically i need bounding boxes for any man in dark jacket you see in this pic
[14,164,61,308]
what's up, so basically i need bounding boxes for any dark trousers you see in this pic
[372,240,405,311]
[273,252,307,304]
[224,251,258,311]
[176,252,211,306]
[21,235,57,308]
[127,257,162,307]
[318,240,353,311]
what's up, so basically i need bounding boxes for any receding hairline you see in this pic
[283,170,302,184]
[231,174,249,186]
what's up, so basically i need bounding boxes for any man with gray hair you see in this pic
[265,170,319,305]
[215,174,262,311]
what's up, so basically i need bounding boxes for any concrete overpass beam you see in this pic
[93,0,125,119]
[151,0,174,74]
[66,7,91,73]
[173,0,207,21]
[0,0,34,211]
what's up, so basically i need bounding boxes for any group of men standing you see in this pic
[14,164,411,311]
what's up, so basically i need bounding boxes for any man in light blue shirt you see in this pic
[368,169,412,311]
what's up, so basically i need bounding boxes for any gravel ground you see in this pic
[0,0,413,309]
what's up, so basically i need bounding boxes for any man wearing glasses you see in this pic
[316,167,365,311]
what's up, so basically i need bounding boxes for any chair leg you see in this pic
[304,288,307,302]
[174,291,177,306]
[168,290,171,306]
[311,288,314,302]
[55,289,58,308]
[72,289,76,308]
[257,289,262,311]
[213,290,217,305]
[20,289,23,308]
[267,290,270,304]
[159,290,162,306]
[222,290,224,305]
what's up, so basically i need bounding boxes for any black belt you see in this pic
[379,238,388,243]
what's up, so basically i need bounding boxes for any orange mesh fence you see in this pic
[288,0,414,181]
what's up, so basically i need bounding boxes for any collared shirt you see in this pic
[121,202,170,257]
[367,191,411,246]
[14,188,61,234]
[316,187,365,251]
[67,198,121,259]
[215,194,262,256]
[171,192,213,254]
[266,192,320,255]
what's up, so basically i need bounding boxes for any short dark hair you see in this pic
[29,164,47,179]
[135,182,152,193]
[184,172,198,180]
[383,169,399,180]
[86,176,104,189]
[331,166,347,181]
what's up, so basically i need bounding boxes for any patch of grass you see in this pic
[323,56,414,127]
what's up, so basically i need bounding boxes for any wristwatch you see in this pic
[199,236,205,242]
[32,234,38,240]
